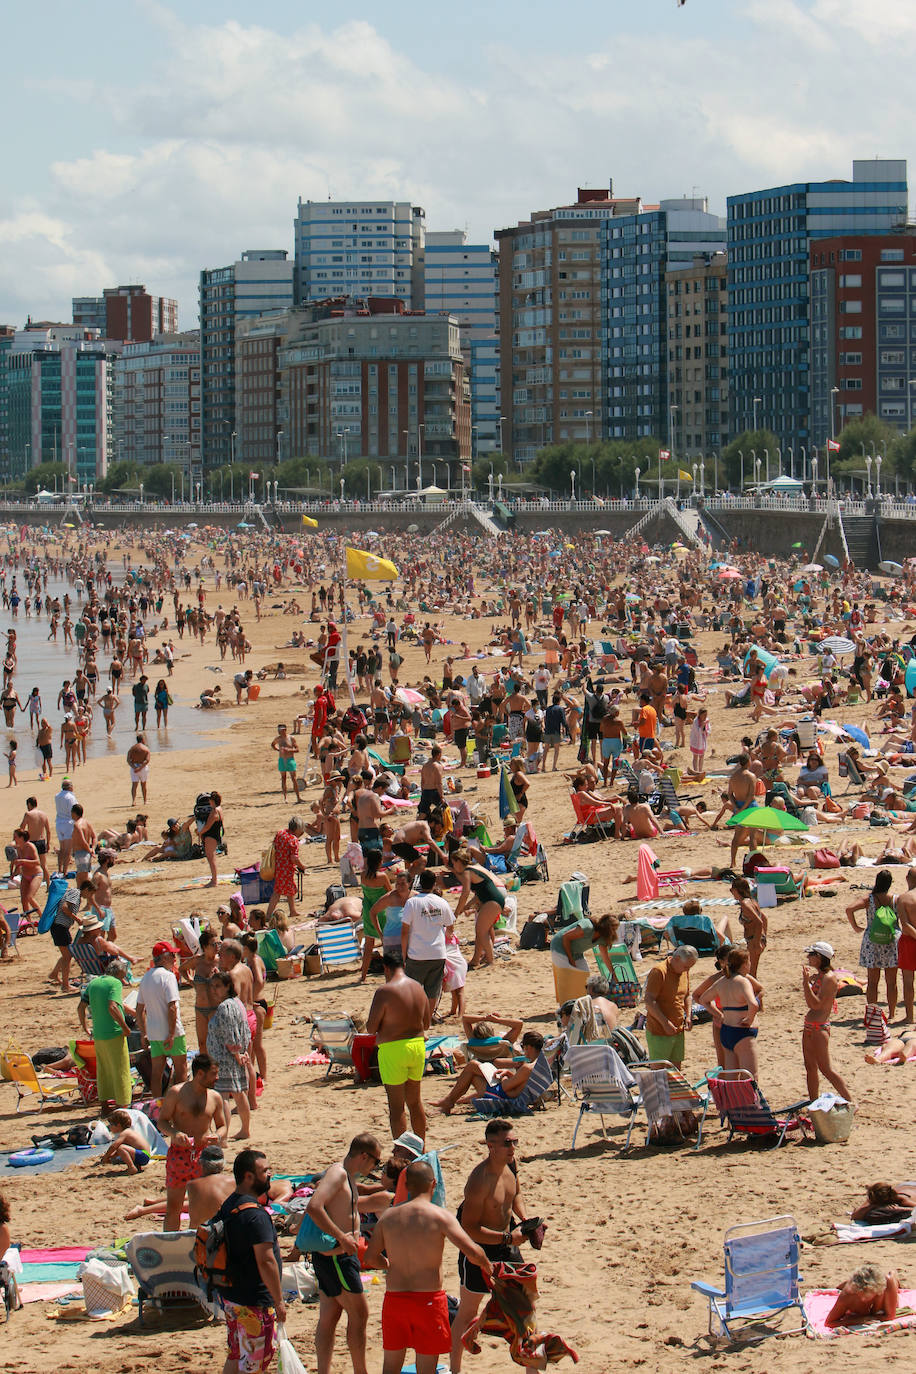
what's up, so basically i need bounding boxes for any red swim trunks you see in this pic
[382,1289,451,1356]
[246,1007,258,1035]
[165,1142,205,1190]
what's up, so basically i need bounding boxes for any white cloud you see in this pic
[1,2,913,325]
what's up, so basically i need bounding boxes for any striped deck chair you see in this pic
[125,1231,214,1325]
[68,937,111,988]
[595,943,641,1008]
[315,921,362,973]
[309,1015,358,1077]
[567,1044,638,1148]
[631,1059,709,1149]
[691,1215,807,1342]
[508,822,549,884]
[705,1069,810,1149]
[472,1046,556,1117]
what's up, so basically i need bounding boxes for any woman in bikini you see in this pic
[241,932,269,1089]
[185,929,221,1054]
[451,848,508,969]
[802,940,853,1102]
[695,947,761,1076]
[729,877,768,976]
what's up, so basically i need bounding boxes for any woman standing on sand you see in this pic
[802,940,853,1102]
[206,970,252,1140]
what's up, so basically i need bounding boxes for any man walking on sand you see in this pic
[270,722,302,802]
[450,1119,540,1374]
[303,1132,382,1374]
[127,733,151,805]
[367,950,430,1141]
[364,1159,491,1374]
[20,795,51,886]
[158,1052,227,1230]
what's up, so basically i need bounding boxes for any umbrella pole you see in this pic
[337,540,357,708]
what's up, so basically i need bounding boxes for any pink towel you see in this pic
[20,1247,91,1264]
[19,1281,82,1304]
[804,1287,916,1338]
[636,845,659,901]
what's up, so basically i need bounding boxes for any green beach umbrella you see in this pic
[791,542,803,548]
[726,805,808,831]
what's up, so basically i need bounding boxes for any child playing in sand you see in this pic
[826,1263,899,1327]
[96,1110,152,1175]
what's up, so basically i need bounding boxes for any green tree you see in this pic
[98,460,142,495]
[887,425,916,488]
[832,413,897,485]
[720,430,781,488]
[24,461,67,495]
[141,464,182,499]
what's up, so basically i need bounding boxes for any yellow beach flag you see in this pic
[346,546,399,580]
[301,515,318,528]
[678,469,693,481]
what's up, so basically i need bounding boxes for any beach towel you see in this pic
[804,1287,916,1338]
[462,1261,578,1366]
[636,846,658,901]
[638,1070,672,1124]
[832,1220,913,1243]
[19,1281,81,1304]
[0,1145,105,1178]
[20,1247,91,1265]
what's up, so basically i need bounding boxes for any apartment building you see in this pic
[665,251,729,458]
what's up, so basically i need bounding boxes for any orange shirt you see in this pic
[637,704,658,740]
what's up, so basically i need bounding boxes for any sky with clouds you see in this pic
[1,0,913,327]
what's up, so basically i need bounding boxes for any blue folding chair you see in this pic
[315,922,362,973]
[691,1215,807,1342]
[664,911,721,956]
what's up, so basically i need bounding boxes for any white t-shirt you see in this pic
[136,965,184,1042]
[54,788,78,827]
[401,892,455,961]
[467,674,484,703]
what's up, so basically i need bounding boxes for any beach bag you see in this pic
[809,1102,855,1144]
[260,841,276,882]
[78,1257,136,1316]
[868,904,897,946]
[293,1211,339,1254]
[276,1323,309,1374]
[324,884,346,911]
[194,1201,259,1297]
[864,1002,889,1044]
[519,919,547,951]
[812,848,840,869]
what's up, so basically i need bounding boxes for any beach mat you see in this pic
[19,1281,82,1304]
[805,1287,916,1337]
[19,1261,83,1284]
[21,1247,91,1264]
[0,1145,104,1178]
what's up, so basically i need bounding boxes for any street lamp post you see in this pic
[876,455,883,497]
[753,397,762,433]
[865,455,872,496]
[585,410,593,447]
[417,423,424,491]
[811,454,819,496]
[570,470,576,503]
[764,448,769,484]
[340,476,345,502]
[499,415,506,458]
[738,449,744,493]
[830,386,840,494]
[692,463,698,499]
[800,445,807,483]
[634,466,641,503]
[668,403,678,472]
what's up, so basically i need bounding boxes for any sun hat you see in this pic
[393,1131,424,1158]
[805,940,835,960]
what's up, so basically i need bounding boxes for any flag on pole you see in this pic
[678,469,693,481]
[301,515,318,528]
[827,439,840,453]
[345,546,399,580]
[658,449,671,461]
[498,766,519,820]
[249,471,259,478]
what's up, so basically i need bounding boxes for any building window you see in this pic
[839,274,862,288]
[881,249,905,262]
[839,300,862,313]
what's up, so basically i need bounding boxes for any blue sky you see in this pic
[1,0,912,324]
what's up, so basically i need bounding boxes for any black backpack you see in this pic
[608,1027,647,1066]
[194,793,213,824]
[519,919,548,951]
[324,884,346,910]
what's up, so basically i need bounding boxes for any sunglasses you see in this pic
[499,1137,519,1147]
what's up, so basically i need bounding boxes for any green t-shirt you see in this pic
[550,918,593,962]
[88,974,125,1041]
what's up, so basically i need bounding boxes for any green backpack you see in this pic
[868,904,898,946]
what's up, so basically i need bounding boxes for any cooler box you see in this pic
[236,864,273,904]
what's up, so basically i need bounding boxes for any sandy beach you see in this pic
[1,528,915,1374]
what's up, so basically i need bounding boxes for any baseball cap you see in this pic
[805,940,834,960]
[153,940,180,958]
[393,1131,424,1158]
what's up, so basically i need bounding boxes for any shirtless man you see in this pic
[364,1160,490,1374]
[270,723,302,802]
[355,773,385,857]
[305,1132,382,1374]
[366,950,431,1140]
[418,746,445,821]
[127,733,151,804]
[896,867,916,1024]
[69,803,97,874]
[20,796,51,885]
[617,788,671,841]
[451,1119,540,1374]
[380,819,448,878]
[158,1052,227,1230]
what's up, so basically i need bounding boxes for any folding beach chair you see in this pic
[570,792,614,841]
[508,822,549,884]
[614,757,640,793]
[691,1215,807,1342]
[472,1047,556,1117]
[68,937,110,988]
[655,774,701,817]
[567,1043,638,1149]
[635,844,688,902]
[839,751,866,794]
[309,1015,359,1078]
[704,1069,810,1149]
[6,1052,82,1113]
[125,1231,214,1325]
[595,943,641,1008]
[315,922,362,973]
[631,1059,709,1149]
[664,911,720,957]
[552,878,589,932]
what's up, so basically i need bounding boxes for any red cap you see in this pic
[153,940,180,958]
